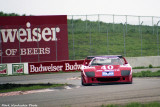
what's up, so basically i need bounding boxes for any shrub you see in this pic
[149,64,153,68]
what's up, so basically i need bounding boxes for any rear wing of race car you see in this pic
[86,55,123,59]
[83,55,128,66]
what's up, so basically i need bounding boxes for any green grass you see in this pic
[68,19,160,59]
[133,70,160,77]
[0,83,66,93]
[132,65,160,69]
[101,102,160,107]
[132,66,148,69]
[68,31,159,59]
[0,74,8,77]
[0,74,27,77]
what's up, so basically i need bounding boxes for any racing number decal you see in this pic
[107,65,113,70]
[101,65,113,70]
[101,66,107,70]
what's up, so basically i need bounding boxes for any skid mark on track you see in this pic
[67,77,81,80]
[0,85,81,97]
[0,89,54,97]
[64,86,72,89]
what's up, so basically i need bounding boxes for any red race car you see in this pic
[81,55,132,86]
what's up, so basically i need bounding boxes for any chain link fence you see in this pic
[67,14,160,60]
[0,14,160,63]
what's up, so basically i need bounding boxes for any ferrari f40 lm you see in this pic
[81,55,132,86]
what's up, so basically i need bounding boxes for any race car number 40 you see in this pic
[102,71,114,76]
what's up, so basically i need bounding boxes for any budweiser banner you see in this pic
[28,60,84,74]
[0,15,69,63]
[63,60,83,71]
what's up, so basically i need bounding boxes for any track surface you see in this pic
[0,72,160,107]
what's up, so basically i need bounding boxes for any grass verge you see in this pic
[0,83,66,93]
[101,102,160,107]
[132,65,160,69]
[133,70,160,77]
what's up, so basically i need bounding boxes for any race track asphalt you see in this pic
[0,72,160,107]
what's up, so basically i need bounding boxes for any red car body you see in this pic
[81,55,132,86]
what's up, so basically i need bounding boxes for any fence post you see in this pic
[18,26,21,63]
[125,15,127,34]
[89,23,92,55]
[36,27,40,62]
[56,39,57,61]
[123,22,126,57]
[152,16,154,35]
[140,21,143,56]
[72,15,75,60]
[138,16,143,56]
[98,14,100,32]
[157,20,160,56]
[113,14,114,32]
[86,15,88,32]
[0,26,2,63]
[107,28,109,55]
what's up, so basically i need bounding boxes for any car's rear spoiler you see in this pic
[84,55,128,65]
[86,55,123,60]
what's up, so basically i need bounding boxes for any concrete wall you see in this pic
[1,56,160,75]
[126,56,160,67]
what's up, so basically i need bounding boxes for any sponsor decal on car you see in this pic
[102,71,114,76]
